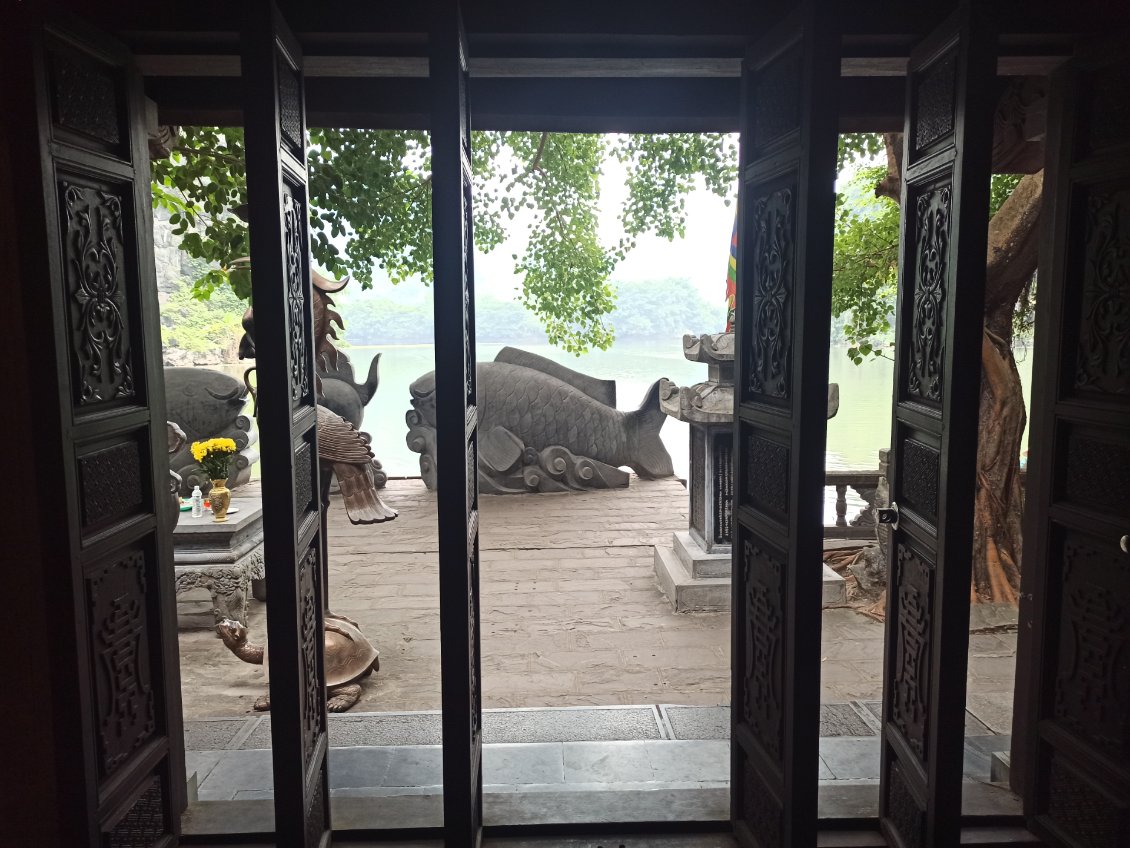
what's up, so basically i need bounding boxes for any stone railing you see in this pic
[824,469,882,540]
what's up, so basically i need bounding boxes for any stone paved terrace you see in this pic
[177,476,1017,732]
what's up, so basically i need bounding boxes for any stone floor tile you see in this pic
[482,743,565,785]
[328,746,394,789]
[563,741,655,783]
[197,750,274,799]
[645,740,730,783]
[819,737,881,780]
[382,745,444,787]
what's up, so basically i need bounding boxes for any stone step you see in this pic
[655,545,847,612]
[654,545,731,612]
[673,530,731,579]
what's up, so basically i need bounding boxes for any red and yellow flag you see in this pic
[725,215,738,332]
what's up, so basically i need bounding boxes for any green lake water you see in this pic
[343,337,1034,483]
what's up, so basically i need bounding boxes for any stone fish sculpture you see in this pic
[406,347,675,493]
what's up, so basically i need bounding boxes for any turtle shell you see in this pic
[323,614,380,686]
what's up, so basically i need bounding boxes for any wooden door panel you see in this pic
[879,9,995,848]
[242,3,331,846]
[730,7,838,847]
[431,3,483,846]
[13,11,183,846]
[1016,41,1130,848]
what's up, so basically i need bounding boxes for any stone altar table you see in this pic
[173,497,265,626]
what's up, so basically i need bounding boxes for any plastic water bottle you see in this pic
[191,485,204,518]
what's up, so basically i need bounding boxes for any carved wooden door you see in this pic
[242,3,331,845]
[8,9,184,847]
[430,2,483,846]
[878,9,995,848]
[730,7,838,847]
[1012,39,1130,847]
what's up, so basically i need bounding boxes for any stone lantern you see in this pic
[654,332,841,611]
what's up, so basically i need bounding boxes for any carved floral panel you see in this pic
[889,543,933,764]
[913,51,956,155]
[48,44,123,148]
[87,549,156,779]
[277,52,303,155]
[79,440,143,530]
[1052,534,1130,757]
[906,182,951,406]
[1064,431,1130,518]
[740,757,782,848]
[886,761,926,848]
[745,183,795,404]
[61,181,136,406]
[1074,187,1130,396]
[751,42,802,156]
[283,188,310,405]
[898,438,939,526]
[740,534,785,765]
[744,429,789,518]
[294,440,314,521]
[1045,754,1127,848]
[106,775,169,848]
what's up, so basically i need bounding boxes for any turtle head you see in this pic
[216,618,248,649]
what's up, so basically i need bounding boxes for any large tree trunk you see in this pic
[879,134,1043,603]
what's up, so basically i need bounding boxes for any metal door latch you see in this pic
[877,502,900,530]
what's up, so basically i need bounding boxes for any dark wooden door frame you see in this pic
[430,2,484,846]
[1012,35,1130,847]
[878,8,995,848]
[2,8,184,846]
[730,5,838,847]
[242,2,332,845]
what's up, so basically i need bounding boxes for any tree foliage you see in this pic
[153,128,736,354]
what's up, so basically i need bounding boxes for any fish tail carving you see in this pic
[629,379,674,479]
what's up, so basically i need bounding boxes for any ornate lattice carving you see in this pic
[741,535,785,764]
[466,436,478,515]
[294,441,314,518]
[469,546,481,742]
[278,53,303,153]
[49,47,122,146]
[745,431,789,517]
[746,185,794,402]
[283,190,310,404]
[886,762,926,848]
[913,51,956,153]
[79,440,143,529]
[899,439,939,526]
[1053,535,1130,756]
[463,175,476,408]
[890,543,933,764]
[1065,433,1130,517]
[690,428,706,536]
[298,547,324,769]
[1075,188,1130,395]
[107,776,168,848]
[62,182,135,405]
[741,758,782,848]
[907,183,951,405]
[1083,61,1130,153]
[751,42,801,155]
[1045,755,1125,848]
[88,550,155,778]
[713,430,734,545]
[304,774,327,848]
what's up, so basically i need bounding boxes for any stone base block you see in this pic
[673,530,730,579]
[655,536,848,613]
[990,751,1010,784]
[654,545,730,612]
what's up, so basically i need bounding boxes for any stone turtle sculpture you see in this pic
[216,614,379,712]
[407,347,674,493]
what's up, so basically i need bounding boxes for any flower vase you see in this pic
[210,479,231,522]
